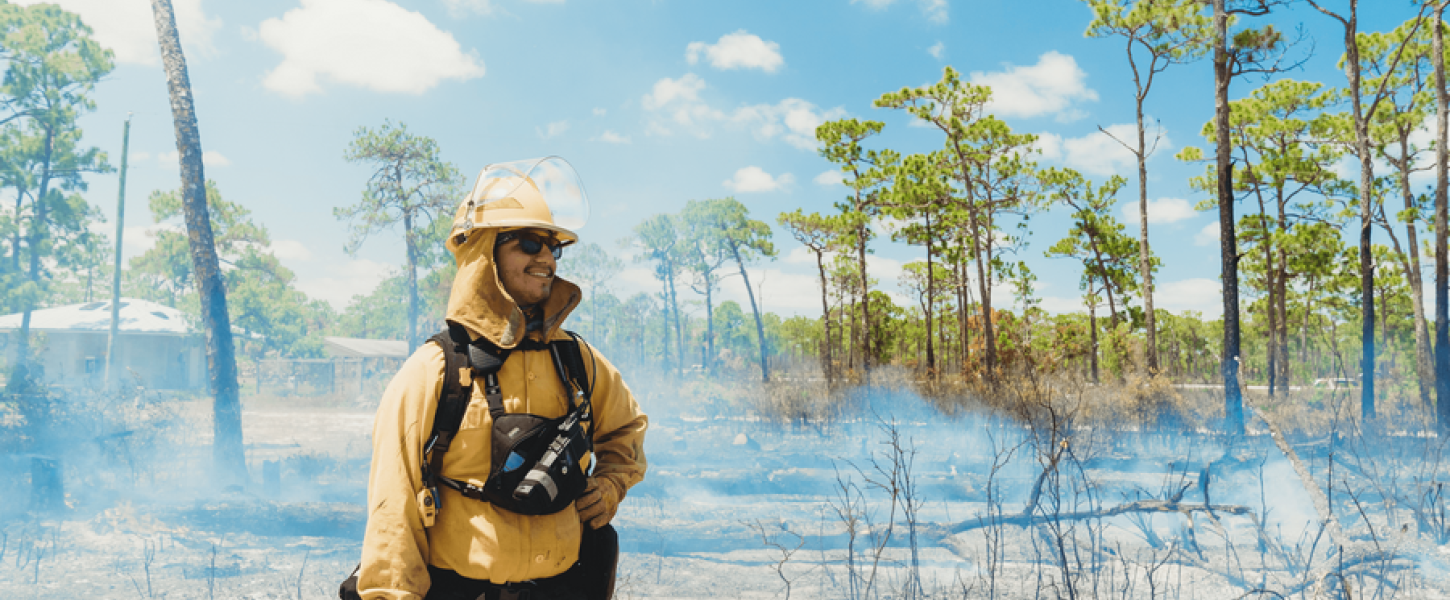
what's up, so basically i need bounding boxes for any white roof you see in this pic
[323,336,408,358]
[0,298,194,336]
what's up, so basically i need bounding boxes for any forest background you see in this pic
[2,0,1449,434]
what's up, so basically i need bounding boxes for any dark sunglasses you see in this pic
[497,231,564,259]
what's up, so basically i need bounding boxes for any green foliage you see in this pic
[127,181,327,359]
[0,2,113,321]
[338,120,460,350]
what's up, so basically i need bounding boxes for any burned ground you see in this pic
[2,376,1449,599]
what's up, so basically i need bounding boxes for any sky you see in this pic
[24,0,1422,322]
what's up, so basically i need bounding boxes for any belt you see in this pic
[426,566,568,600]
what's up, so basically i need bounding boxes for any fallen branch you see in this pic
[941,500,1253,536]
[1255,411,1346,550]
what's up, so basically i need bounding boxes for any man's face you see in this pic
[495,229,558,306]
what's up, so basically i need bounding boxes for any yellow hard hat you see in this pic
[447,156,589,253]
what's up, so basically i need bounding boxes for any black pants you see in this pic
[425,525,618,600]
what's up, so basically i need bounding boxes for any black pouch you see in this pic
[338,564,361,600]
[475,401,591,516]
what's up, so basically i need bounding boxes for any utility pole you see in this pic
[104,114,132,390]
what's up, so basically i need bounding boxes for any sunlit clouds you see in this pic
[970,51,1098,122]
[813,170,844,186]
[258,0,484,97]
[851,0,948,23]
[723,166,793,193]
[441,0,566,18]
[537,120,569,139]
[1156,278,1222,316]
[686,31,785,73]
[590,131,631,144]
[1121,197,1198,225]
[294,258,396,311]
[642,75,844,149]
[1036,123,1170,177]
[14,0,221,65]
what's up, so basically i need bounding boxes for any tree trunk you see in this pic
[1434,3,1450,433]
[1257,191,1276,397]
[856,218,872,383]
[1340,4,1377,420]
[1089,288,1100,385]
[16,128,54,374]
[730,245,770,382]
[1397,151,1435,409]
[925,215,937,376]
[703,274,715,374]
[403,209,418,353]
[1136,94,1158,374]
[958,250,970,374]
[1275,189,1290,394]
[151,0,244,482]
[817,252,832,386]
[666,266,683,371]
[1214,0,1244,434]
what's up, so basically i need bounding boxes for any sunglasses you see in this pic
[498,231,564,259]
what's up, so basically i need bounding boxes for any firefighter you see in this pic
[356,157,648,600]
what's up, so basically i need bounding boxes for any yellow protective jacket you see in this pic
[358,228,648,600]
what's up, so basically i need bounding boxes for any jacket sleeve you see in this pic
[359,345,446,600]
[579,342,649,501]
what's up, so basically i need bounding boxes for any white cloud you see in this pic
[202,151,230,166]
[813,170,843,186]
[1051,123,1166,177]
[14,0,221,65]
[442,0,497,16]
[783,246,819,266]
[723,166,793,193]
[537,120,569,139]
[297,259,396,311]
[642,74,844,149]
[686,30,784,72]
[592,107,607,116]
[642,73,707,110]
[970,51,1098,121]
[441,0,565,17]
[1156,278,1223,316]
[259,0,485,98]
[1120,197,1197,225]
[851,0,948,23]
[591,130,631,144]
[732,98,846,150]
[268,240,314,262]
[928,41,944,59]
[1034,132,1063,160]
[1195,221,1219,247]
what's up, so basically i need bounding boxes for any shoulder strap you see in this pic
[552,330,593,402]
[550,331,595,436]
[422,324,474,491]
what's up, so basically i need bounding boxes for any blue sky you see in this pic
[30,0,1419,320]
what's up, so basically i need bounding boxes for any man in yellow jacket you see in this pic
[357,157,648,600]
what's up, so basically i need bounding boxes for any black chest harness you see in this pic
[419,323,596,520]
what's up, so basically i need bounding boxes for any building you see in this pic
[0,298,205,390]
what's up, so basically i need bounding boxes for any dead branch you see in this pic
[1255,411,1346,549]
[940,499,1254,537]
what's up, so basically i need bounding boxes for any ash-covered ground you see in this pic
[2,384,1450,600]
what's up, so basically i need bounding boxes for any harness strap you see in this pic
[437,474,492,501]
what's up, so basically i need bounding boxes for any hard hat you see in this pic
[447,156,590,253]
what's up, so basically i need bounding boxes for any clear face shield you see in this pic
[452,156,591,247]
